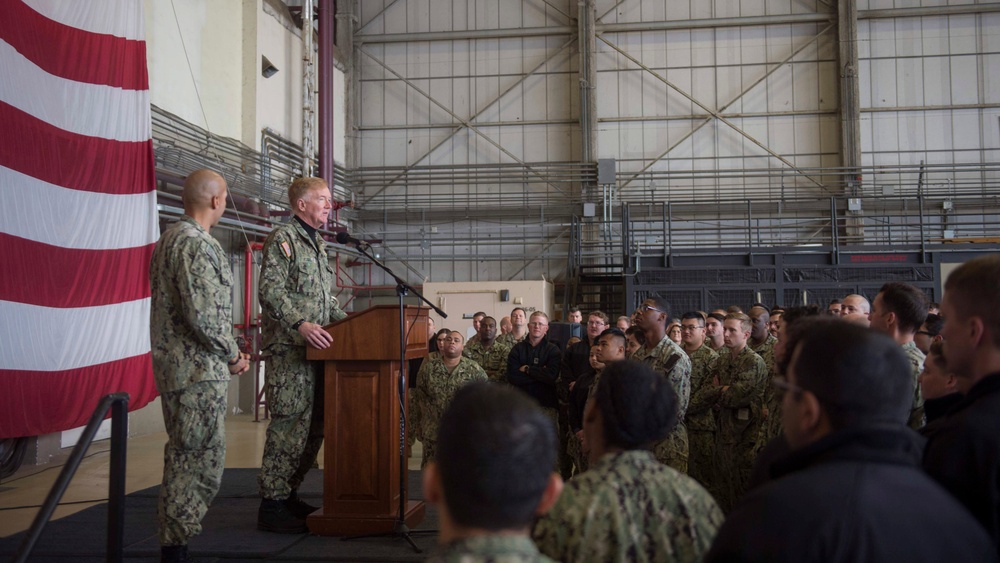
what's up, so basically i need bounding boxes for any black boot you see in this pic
[286,490,319,519]
[257,498,309,534]
[161,544,192,563]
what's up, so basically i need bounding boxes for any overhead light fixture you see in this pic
[262,55,279,78]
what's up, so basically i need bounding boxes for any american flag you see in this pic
[0,0,159,438]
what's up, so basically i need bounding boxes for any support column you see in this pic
[839,0,864,238]
[318,0,335,183]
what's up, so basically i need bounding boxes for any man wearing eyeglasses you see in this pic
[680,312,721,493]
[633,298,693,474]
[869,282,929,429]
[412,330,488,468]
[508,312,563,437]
[707,321,996,562]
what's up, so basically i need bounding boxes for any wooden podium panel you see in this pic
[305,306,428,535]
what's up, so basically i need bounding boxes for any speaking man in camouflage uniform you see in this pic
[632,297,693,473]
[425,382,563,563]
[533,360,723,562]
[680,312,720,490]
[412,331,488,467]
[150,169,250,563]
[869,282,929,428]
[462,316,511,382]
[257,177,347,534]
[705,313,769,512]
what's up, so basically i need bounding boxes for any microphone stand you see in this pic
[342,240,445,553]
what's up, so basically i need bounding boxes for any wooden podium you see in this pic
[305,305,429,535]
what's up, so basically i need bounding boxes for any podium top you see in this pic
[307,305,431,361]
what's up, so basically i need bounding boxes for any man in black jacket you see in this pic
[707,321,996,563]
[508,311,562,430]
[924,254,1000,555]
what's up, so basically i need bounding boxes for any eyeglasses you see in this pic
[528,322,548,328]
[637,304,664,314]
[772,376,805,398]
[587,320,607,326]
[915,330,933,336]
[680,324,703,332]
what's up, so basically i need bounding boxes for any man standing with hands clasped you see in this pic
[257,177,347,534]
[150,169,250,563]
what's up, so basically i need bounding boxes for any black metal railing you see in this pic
[14,392,129,563]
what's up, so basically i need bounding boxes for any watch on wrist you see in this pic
[292,319,306,331]
[228,356,240,366]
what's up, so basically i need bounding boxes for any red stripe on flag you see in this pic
[0,102,154,195]
[0,0,148,90]
[0,234,154,308]
[0,354,157,439]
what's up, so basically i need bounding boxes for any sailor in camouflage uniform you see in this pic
[748,306,778,375]
[149,170,251,563]
[463,316,511,382]
[680,312,720,490]
[257,177,347,533]
[533,360,723,562]
[412,331,488,466]
[869,282,930,428]
[425,383,562,563]
[632,298,693,473]
[497,307,528,348]
[705,313,769,512]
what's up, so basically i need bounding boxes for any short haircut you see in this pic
[588,310,610,324]
[598,327,626,347]
[481,316,497,325]
[929,302,940,309]
[568,306,581,314]
[625,326,646,346]
[725,312,752,332]
[792,321,912,429]
[775,313,829,376]
[706,312,726,324]
[944,255,1000,348]
[649,297,671,322]
[448,330,465,343]
[923,313,944,336]
[511,307,526,317]
[473,311,487,319]
[436,382,556,530]
[288,177,327,206]
[680,312,705,327]
[593,360,677,449]
[530,311,549,322]
[878,282,929,333]
[751,302,769,311]
[726,305,744,314]
[828,299,842,306]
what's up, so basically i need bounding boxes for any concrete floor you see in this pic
[0,414,424,539]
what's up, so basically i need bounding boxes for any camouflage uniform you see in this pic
[411,356,488,467]
[258,218,347,500]
[632,336,693,473]
[532,450,724,563]
[707,346,768,513]
[149,216,239,546]
[496,331,526,348]
[426,535,556,563]
[751,334,781,454]
[684,343,719,490]
[463,338,513,383]
[902,340,926,429]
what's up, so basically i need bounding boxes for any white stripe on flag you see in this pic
[0,40,151,142]
[0,166,159,250]
[0,298,151,371]
[23,0,145,41]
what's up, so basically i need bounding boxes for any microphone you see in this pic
[336,231,365,247]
